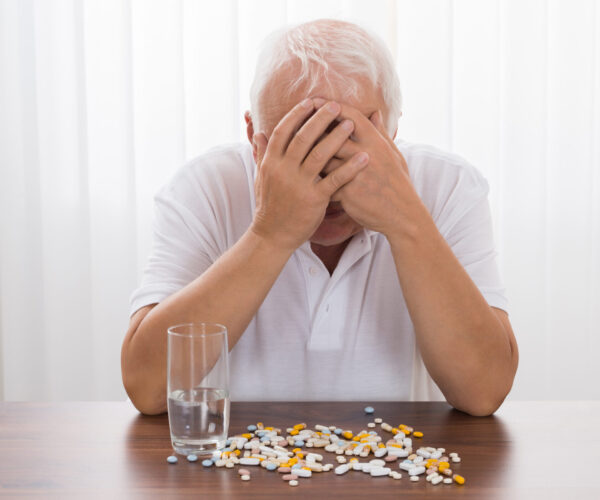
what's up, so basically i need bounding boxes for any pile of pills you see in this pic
[166,406,466,488]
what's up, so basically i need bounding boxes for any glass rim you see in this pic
[167,322,227,338]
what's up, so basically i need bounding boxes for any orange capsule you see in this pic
[453,474,465,485]
[413,431,424,438]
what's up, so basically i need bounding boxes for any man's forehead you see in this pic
[260,80,382,134]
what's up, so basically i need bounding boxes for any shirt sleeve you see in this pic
[129,187,220,317]
[443,190,509,313]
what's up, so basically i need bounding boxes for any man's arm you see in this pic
[319,100,518,416]
[386,215,518,416]
[121,98,368,415]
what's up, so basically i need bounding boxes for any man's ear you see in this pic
[244,111,258,162]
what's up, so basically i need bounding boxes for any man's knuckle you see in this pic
[308,147,325,164]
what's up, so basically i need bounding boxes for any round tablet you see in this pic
[364,406,375,414]
[186,454,198,462]
[166,455,178,464]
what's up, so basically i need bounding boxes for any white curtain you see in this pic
[0,0,599,401]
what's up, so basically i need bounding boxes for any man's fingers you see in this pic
[318,152,369,197]
[302,119,355,177]
[370,110,387,135]
[313,98,380,143]
[286,101,342,163]
[269,98,315,155]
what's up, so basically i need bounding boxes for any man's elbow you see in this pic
[452,395,505,417]
[122,371,167,416]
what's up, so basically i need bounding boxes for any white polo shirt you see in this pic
[130,139,508,402]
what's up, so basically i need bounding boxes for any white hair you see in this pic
[249,19,402,135]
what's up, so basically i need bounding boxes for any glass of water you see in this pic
[167,323,230,455]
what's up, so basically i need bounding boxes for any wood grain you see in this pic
[0,401,599,499]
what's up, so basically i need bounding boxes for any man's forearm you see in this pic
[122,228,294,414]
[386,208,518,416]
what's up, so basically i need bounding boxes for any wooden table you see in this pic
[0,401,598,498]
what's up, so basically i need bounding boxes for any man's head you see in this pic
[245,19,402,248]
[247,19,401,138]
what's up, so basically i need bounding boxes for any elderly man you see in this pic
[121,19,518,416]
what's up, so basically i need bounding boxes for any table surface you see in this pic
[1,400,599,499]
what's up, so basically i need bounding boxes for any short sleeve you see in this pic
[128,190,219,317]
[444,193,508,313]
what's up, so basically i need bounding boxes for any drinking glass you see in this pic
[167,323,230,455]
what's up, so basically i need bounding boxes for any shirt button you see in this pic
[309,266,318,276]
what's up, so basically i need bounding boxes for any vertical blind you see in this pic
[0,0,598,401]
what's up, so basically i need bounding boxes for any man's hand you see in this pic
[251,98,369,251]
[313,99,428,237]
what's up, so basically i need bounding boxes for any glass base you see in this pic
[172,438,226,456]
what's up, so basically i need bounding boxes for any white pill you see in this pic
[399,462,415,471]
[370,467,391,477]
[408,466,426,476]
[335,464,350,475]
[239,458,260,466]
[225,461,234,468]
[323,464,333,472]
[306,453,323,462]
[336,456,347,464]
[361,464,372,473]
[295,468,312,478]
[352,462,363,471]
[369,459,386,467]
[444,477,453,484]
[416,449,431,459]
[431,450,442,460]
[432,475,443,485]
[289,479,299,486]
[367,422,376,428]
[374,418,382,424]
[241,474,251,481]
[388,448,409,458]
[452,456,461,463]
[410,475,419,482]
[392,472,402,480]
[374,448,387,458]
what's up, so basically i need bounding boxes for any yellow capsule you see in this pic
[453,474,465,485]
[389,443,402,448]
[290,429,299,436]
[292,448,301,453]
[234,450,241,456]
[241,433,252,439]
[301,467,311,471]
[296,452,304,459]
[391,428,399,435]
[378,443,386,449]
[265,426,273,431]
[398,424,407,429]
[401,429,411,435]
[349,457,358,462]
[360,438,369,443]
[293,423,305,430]
[289,457,298,464]
[352,436,361,442]
[438,462,450,470]
[343,431,353,440]
[413,431,424,438]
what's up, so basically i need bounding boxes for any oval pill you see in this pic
[282,474,298,480]
[364,406,375,414]
[202,459,213,467]
[186,454,198,462]
[241,474,251,481]
[289,480,299,486]
[335,464,350,475]
[166,455,178,464]
[410,475,419,482]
